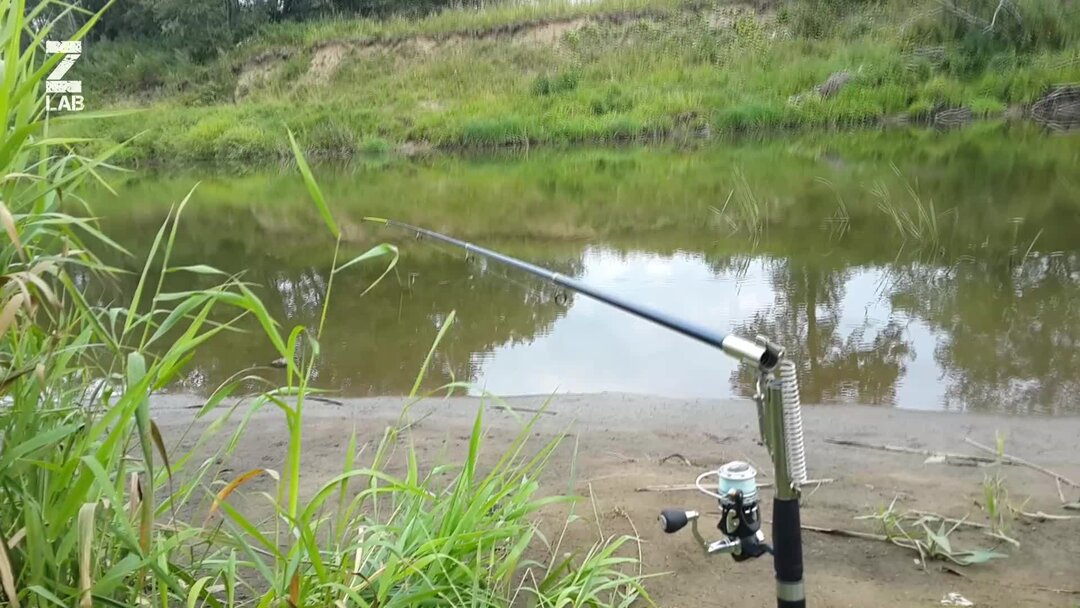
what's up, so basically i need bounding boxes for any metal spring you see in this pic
[778,359,808,486]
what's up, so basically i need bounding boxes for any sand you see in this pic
[153,393,1080,607]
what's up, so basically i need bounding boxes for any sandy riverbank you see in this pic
[153,393,1080,607]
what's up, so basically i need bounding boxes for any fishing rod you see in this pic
[363,216,810,608]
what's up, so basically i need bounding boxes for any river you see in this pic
[88,126,1080,414]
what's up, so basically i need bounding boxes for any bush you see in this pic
[361,137,392,154]
[77,41,174,98]
[789,0,882,39]
[969,96,1007,117]
[590,86,634,115]
[305,119,360,156]
[717,102,788,130]
[920,75,966,106]
[216,124,278,160]
[906,0,1080,72]
[532,71,579,96]
[460,116,527,145]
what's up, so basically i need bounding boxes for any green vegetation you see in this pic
[63,0,1080,163]
[87,126,1080,253]
[2,2,649,605]
[79,126,1080,416]
[859,498,1007,567]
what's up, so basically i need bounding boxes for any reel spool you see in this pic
[716,461,769,561]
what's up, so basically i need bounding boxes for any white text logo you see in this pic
[45,40,84,112]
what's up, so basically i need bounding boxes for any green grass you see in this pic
[254,0,686,47]
[1,2,651,605]
[84,125,1080,258]
[65,0,1080,163]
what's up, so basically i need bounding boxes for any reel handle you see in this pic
[658,509,697,533]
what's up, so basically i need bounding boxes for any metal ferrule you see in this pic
[721,335,779,370]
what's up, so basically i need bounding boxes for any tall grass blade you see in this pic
[209,469,280,520]
[288,129,339,239]
[0,529,19,608]
[77,503,96,608]
[409,309,456,397]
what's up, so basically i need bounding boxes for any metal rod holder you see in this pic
[363,218,807,607]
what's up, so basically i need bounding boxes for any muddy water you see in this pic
[90,127,1080,414]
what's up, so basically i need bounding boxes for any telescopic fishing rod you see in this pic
[363,216,810,608]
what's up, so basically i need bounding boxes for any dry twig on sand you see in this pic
[635,483,698,492]
[1018,510,1080,522]
[964,437,1080,493]
[795,522,889,542]
[659,453,694,467]
[825,438,999,466]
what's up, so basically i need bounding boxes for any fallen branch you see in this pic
[796,519,1008,567]
[1018,510,1080,522]
[604,451,636,464]
[964,437,1080,490]
[983,0,1011,33]
[901,510,991,530]
[635,483,696,492]
[826,438,999,466]
[779,521,888,542]
[1031,585,1080,596]
[659,453,694,467]
[496,406,556,416]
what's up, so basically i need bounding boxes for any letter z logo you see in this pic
[45,40,81,94]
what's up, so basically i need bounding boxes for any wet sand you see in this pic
[154,393,1080,607]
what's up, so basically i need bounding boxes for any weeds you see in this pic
[532,71,580,97]
[64,0,1080,162]
[873,166,953,252]
[977,431,1030,540]
[0,3,651,605]
[711,167,772,237]
[981,471,1012,533]
[859,498,1008,567]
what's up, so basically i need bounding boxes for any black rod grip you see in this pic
[773,497,805,608]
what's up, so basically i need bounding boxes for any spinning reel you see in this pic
[658,337,809,608]
[659,461,770,560]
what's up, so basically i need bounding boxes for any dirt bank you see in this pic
[154,393,1080,607]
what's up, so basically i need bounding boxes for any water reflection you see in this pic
[86,129,1080,414]
[729,258,914,406]
[93,240,1077,414]
[889,253,1080,414]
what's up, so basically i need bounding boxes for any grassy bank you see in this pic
[88,125,1079,247]
[3,2,651,605]
[69,0,1080,164]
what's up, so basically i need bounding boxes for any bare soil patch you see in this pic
[155,393,1080,607]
